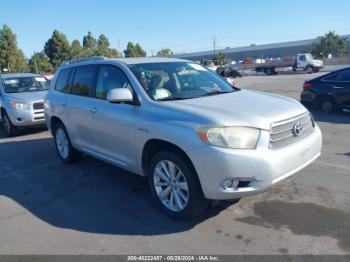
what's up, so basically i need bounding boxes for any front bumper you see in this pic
[6,107,46,127]
[187,125,322,200]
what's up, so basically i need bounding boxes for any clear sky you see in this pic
[1,0,349,57]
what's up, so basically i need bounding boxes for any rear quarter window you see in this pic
[55,68,72,92]
[323,70,350,82]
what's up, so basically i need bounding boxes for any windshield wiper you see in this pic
[157,96,191,101]
[201,90,233,97]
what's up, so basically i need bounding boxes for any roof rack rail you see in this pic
[63,56,107,65]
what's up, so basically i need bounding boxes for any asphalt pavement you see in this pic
[0,73,349,255]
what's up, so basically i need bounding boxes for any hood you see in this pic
[165,90,307,130]
[4,91,47,104]
[310,59,323,66]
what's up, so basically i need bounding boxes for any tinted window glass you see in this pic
[95,65,131,99]
[325,70,350,82]
[55,69,71,92]
[71,66,95,96]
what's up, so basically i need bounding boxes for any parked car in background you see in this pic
[0,73,49,136]
[45,56,322,219]
[301,67,350,113]
[217,65,242,78]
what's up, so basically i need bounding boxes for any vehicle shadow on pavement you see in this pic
[309,110,350,124]
[0,135,237,236]
[0,126,48,139]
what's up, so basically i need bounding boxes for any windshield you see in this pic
[305,54,314,61]
[129,62,236,101]
[2,76,50,94]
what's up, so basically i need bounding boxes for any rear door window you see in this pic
[70,66,96,96]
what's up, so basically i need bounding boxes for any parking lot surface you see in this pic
[0,73,349,255]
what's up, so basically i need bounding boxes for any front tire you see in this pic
[306,66,314,74]
[148,151,208,219]
[53,123,81,163]
[1,111,18,136]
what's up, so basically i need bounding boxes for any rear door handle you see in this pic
[88,106,97,114]
[333,86,344,89]
[61,101,67,107]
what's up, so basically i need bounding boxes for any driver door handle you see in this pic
[88,106,97,114]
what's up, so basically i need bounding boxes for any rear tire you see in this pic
[53,123,81,163]
[148,151,208,219]
[1,111,19,136]
[319,97,335,113]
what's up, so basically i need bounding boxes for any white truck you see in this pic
[255,53,323,75]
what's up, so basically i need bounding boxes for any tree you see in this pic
[44,30,70,69]
[106,48,120,58]
[311,31,347,58]
[124,42,146,57]
[70,39,82,59]
[135,43,146,57]
[213,52,226,65]
[83,31,97,50]
[96,34,110,56]
[97,34,109,50]
[28,51,53,73]
[156,48,172,57]
[0,25,28,72]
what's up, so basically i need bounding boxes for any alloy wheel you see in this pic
[3,114,11,134]
[55,128,69,159]
[153,160,189,212]
[321,101,333,113]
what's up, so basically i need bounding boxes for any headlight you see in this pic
[196,126,260,149]
[10,101,30,110]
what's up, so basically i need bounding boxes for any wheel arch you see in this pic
[141,139,196,177]
[0,106,6,115]
[50,116,64,135]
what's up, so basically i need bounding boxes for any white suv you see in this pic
[45,56,322,218]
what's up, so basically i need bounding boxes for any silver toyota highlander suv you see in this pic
[45,56,322,218]
[0,73,49,136]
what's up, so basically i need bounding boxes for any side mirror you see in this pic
[106,88,133,103]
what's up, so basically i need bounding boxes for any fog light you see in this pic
[221,178,239,190]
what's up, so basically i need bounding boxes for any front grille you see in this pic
[270,113,315,149]
[33,102,44,110]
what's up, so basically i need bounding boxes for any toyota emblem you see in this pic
[292,122,303,136]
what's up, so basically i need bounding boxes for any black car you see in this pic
[216,65,242,78]
[301,67,350,113]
